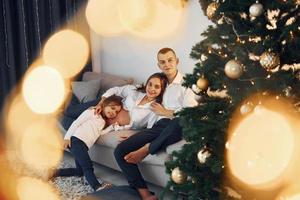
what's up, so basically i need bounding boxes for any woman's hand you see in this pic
[63,139,71,149]
[151,102,174,117]
[118,132,132,142]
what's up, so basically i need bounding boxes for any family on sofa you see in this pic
[58,47,198,200]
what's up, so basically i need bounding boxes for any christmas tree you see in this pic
[163,0,300,199]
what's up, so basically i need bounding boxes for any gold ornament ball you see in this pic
[207,2,219,19]
[224,60,243,79]
[171,167,187,184]
[260,52,280,70]
[196,78,209,90]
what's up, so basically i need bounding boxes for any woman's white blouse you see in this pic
[102,85,157,129]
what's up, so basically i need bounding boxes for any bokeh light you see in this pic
[5,95,40,148]
[286,195,300,200]
[22,66,65,114]
[17,177,59,200]
[20,121,63,172]
[227,106,295,187]
[276,185,300,200]
[43,30,89,78]
[0,146,18,200]
[118,0,155,32]
[86,0,124,36]
[118,0,185,39]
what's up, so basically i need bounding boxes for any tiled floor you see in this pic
[64,152,175,200]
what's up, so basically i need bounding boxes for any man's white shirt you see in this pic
[158,71,198,121]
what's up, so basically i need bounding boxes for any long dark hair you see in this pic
[136,73,168,104]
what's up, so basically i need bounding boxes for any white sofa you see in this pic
[59,71,186,187]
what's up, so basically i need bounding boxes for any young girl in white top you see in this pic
[96,73,168,132]
[55,95,123,191]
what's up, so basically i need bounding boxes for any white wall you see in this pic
[91,0,211,83]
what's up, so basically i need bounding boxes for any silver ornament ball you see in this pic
[240,104,252,115]
[171,167,187,184]
[249,3,264,17]
[192,84,201,94]
[197,149,211,164]
[283,86,292,97]
[224,60,243,79]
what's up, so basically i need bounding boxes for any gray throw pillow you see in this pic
[71,79,101,103]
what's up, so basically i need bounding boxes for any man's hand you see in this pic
[150,102,174,118]
[63,139,71,149]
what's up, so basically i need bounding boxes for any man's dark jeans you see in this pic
[114,118,182,189]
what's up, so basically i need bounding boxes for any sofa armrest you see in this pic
[166,139,187,155]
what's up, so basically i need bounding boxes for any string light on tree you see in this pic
[171,167,187,184]
[249,2,264,17]
[224,60,243,79]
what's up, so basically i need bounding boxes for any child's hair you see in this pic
[102,95,123,108]
[136,73,168,104]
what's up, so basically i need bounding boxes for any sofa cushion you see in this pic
[96,130,169,166]
[71,79,101,103]
[96,130,137,148]
[82,72,133,96]
[142,151,170,166]
[166,139,187,155]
